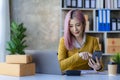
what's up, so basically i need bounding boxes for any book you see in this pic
[85,0,90,8]
[106,9,110,31]
[66,0,72,8]
[91,0,96,8]
[72,0,77,8]
[77,0,83,8]
[117,18,120,30]
[117,0,120,8]
[111,18,117,31]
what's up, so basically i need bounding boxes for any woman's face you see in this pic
[69,18,84,38]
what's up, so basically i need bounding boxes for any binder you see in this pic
[91,0,96,8]
[117,18,120,30]
[110,0,114,9]
[96,0,100,8]
[62,0,64,8]
[96,16,99,31]
[111,18,117,31]
[117,0,120,8]
[85,0,90,8]
[72,0,77,8]
[113,0,117,9]
[98,10,104,31]
[100,0,103,8]
[66,0,72,8]
[107,0,110,9]
[63,0,67,8]
[77,0,83,8]
[106,9,110,31]
[102,9,106,31]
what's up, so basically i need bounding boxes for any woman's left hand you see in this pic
[88,57,102,71]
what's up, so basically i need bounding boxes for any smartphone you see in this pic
[92,51,102,61]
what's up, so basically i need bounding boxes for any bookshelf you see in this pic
[60,0,120,55]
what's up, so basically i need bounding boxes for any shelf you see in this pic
[85,31,105,33]
[86,31,120,33]
[61,0,120,54]
[62,8,95,11]
[110,9,120,10]
[102,53,114,56]
[106,31,120,33]
[62,8,120,11]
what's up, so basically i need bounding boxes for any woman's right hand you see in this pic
[78,52,92,60]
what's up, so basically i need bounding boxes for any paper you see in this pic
[81,70,107,75]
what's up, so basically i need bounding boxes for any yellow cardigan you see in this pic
[58,35,100,71]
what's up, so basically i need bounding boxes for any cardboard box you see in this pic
[6,55,32,64]
[0,63,35,76]
[107,46,120,54]
[99,44,101,51]
[85,21,89,32]
[107,38,120,46]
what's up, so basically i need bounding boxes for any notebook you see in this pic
[26,50,62,75]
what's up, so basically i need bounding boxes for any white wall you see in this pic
[11,0,60,50]
[0,0,10,62]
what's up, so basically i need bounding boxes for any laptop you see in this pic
[26,50,62,75]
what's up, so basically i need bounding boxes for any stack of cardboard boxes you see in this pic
[107,38,120,54]
[0,55,35,76]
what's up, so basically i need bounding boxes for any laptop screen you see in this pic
[26,50,62,75]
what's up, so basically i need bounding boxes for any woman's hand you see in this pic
[79,52,92,60]
[88,57,102,71]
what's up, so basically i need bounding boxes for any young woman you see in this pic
[58,9,103,72]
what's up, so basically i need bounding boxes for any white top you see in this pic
[74,34,86,49]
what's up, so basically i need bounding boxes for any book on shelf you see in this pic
[98,10,104,31]
[117,0,120,8]
[96,0,103,8]
[102,9,106,31]
[84,0,90,8]
[104,0,118,9]
[62,0,120,9]
[114,0,117,8]
[105,0,110,9]
[91,0,96,8]
[72,0,77,8]
[106,9,110,31]
[111,18,117,31]
[66,0,72,8]
[110,0,114,9]
[117,18,120,30]
[98,9,110,31]
[77,0,83,8]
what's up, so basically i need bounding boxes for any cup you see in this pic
[108,62,117,76]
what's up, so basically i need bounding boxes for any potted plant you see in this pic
[112,52,120,73]
[6,21,27,55]
[6,21,32,63]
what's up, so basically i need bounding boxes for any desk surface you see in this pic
[0,70,120,80]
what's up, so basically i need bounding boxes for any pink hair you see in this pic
[64,10,86,50]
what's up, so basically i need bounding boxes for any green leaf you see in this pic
[112,53,120,64]
[6,21,28,55]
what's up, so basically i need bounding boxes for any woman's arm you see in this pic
[89,37,104,71]
[58,38,83,71]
